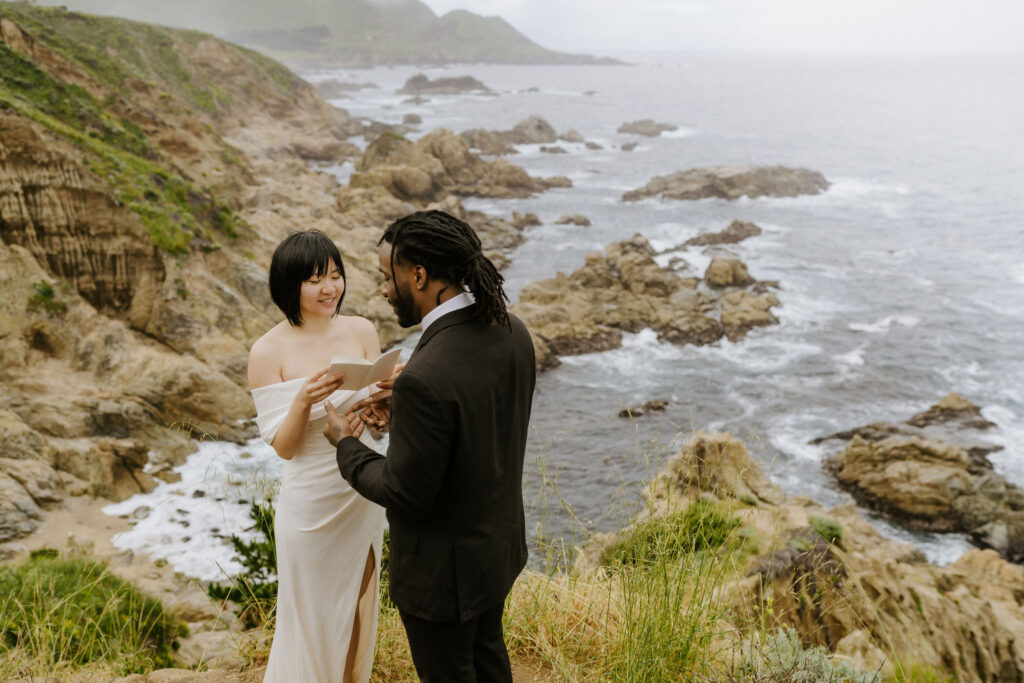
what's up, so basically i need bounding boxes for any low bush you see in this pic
[0,553,183,676]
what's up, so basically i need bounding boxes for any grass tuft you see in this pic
[0,553,184,678]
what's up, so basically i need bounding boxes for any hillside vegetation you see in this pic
[31,0,618,66]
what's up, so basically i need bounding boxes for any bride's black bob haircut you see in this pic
[269,229,346,327]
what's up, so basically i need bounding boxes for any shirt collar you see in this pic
[421,291,474,333]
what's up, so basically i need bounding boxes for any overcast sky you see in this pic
[419,0,1024,55]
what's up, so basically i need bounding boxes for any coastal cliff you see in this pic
[0,3,574,551]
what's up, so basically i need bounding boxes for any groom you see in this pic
[323,210,536,682]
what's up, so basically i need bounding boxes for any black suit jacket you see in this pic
[336,307,536,622]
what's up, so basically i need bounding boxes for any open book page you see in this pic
[328,347,402,392]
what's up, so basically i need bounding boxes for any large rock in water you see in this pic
[622,165,829,202]
[511,234,779,370]
[818,394,1024,563]
[578,431,1024,682]
[461,115,588,155]
[350,129,571,201]
[397,73,493,95]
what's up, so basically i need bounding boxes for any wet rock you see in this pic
[620,142,638,152]
[512,234,777,370]
[618,400,668,418]
[705,256,755,287]
[461,115,591,155]
[397,73,492,95]
[684,220,763,247]
[820,395,1023,563]
[554,214,591,226]
[622,165,829,202]
[617,119,678,136]
[510,212,541,228]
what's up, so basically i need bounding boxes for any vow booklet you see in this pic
[328,347,402,392]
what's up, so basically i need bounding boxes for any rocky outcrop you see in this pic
[581,432,1024,682]
[461,115,590,155]
[818,394,1023,563]
[684,220,762,247]
[511,234,779,370]
[397,73,492,95]
[622,165,829,202]
[350,129,571,201]
[554,214,591,226]
[617,119,677,136]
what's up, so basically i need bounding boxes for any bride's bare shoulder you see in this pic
[248,323,289,389]
[335,315,380,355]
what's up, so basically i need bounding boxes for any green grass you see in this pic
[811,516,844,546]
[0,41,149,156]
[0,552,185,677]
[25,281,69,316]
[601,498,745,567]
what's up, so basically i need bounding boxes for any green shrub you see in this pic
[810,516,844,545]
[0,555,183,675]
[737,627,879,682]
[602,498,743,567]
[208,497,278,628]
[25,281,68,316]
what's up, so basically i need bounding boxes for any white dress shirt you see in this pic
[420,292,474,333]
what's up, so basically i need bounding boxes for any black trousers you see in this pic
[399,602,513,683]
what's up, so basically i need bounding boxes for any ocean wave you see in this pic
[103,439,282,581]
[848,315,921,333]
[835,345,867,366]
[661,127,698,139]
[981,404,1024,488]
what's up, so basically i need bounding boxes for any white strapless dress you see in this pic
[252,380,386,683]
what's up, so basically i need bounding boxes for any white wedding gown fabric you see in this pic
[252,380,385,683]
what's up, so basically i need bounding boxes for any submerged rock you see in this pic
[684,220,763,247]
[622,165,829,202]
[617,119,677,136]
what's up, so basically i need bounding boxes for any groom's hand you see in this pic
[323,402,364,446]
[347,363,402,430]
[349,390,391,430]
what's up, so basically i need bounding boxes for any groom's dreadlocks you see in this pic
[380,210,511,330]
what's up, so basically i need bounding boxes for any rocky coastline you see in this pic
[512,232,780,370]
[579,430,1024,681]
[2,4,1020,680]
[816,393,1023,564]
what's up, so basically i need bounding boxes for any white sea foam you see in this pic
[982,404,1024,488]
[835,346,866,366]
[865,516,974,567]
[848,315,920,333]
[661,126,697,139]
[103,439,283,581]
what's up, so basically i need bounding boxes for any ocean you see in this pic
[105,51,1024,579]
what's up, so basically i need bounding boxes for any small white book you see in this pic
[328,347,403,392]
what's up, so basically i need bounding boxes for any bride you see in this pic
[248,229,386,683]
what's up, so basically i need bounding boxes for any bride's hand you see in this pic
[295,368,345,409]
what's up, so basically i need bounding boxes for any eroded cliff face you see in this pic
[0,6,400,546]
[0,112,165,318]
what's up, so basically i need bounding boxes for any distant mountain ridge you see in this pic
[32,0,618,66]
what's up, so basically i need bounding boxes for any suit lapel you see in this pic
[413,306,477,355]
